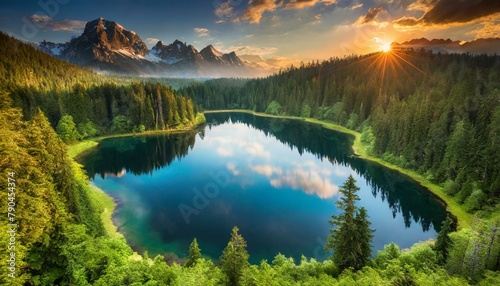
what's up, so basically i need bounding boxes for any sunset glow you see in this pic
[381,42,392,53]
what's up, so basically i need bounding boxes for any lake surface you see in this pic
[80,112,448,264]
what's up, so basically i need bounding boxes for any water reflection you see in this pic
[80,112,447,242]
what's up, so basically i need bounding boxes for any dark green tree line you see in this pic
[183,51,500,212]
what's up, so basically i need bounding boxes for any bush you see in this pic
[464,189,486,212]
[443,180,460,196]
[111,115,132,134]
[265,100,282,115]
[56,114,81,142]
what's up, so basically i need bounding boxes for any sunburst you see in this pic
[381,42,392,53]
[348,48,433,103]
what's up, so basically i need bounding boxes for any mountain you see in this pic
[34,18,259,77]
[391,37,500,55]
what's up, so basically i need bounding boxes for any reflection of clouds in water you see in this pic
[217,147,233,157]
[209,135,271,160]
[250,164,283,177]
[104,168,127,178]
[246,142,271,160]
[226,162,240,175]
[251,163,340,199]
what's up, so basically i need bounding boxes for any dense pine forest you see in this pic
[182,51,500,214]
[0,33,203,140]
[1,32,499,285]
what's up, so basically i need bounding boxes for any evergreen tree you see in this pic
[325,175,374,271]
[435,216,454,265]
[186,238,201,267]
[354,207,374,268]
[220,226,249,286]
[56,114,81,142]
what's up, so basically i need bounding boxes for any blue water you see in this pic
[81,112,447,264]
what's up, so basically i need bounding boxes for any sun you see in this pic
[381,42,392,53]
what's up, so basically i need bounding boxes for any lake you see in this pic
[80,112,448,264]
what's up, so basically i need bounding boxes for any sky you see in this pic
[0,0,499,63]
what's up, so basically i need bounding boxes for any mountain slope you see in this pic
[34,18,258,77]
[392,37,500,54]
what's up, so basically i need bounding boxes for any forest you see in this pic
[0,32,499,285]
[0,32,204,141]
[182,50,500,215]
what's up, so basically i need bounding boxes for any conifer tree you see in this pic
[220,226,249,286]
[435,216,454,264]
[325,175,374,271]
[186,237,201,267]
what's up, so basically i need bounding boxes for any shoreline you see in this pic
[67,109,472,253]
[67,121,206,240]
[204,109,473,229]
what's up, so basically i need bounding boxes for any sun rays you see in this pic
[352,48,433,99]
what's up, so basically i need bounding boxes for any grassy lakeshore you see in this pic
[68,113,206,160]
[204,109,473,229]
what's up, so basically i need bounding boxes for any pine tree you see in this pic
[354,207,374,269]
[220,226,249,286]
[186,237,201,267]
[435,216,454,264]
[325,175,374,271]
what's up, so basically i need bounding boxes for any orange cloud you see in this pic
[356,7,384,24]
[215,1,236,23]
[242,0,280,24]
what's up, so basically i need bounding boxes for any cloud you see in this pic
[194,27,209,37]
[145,37,160,45]
[351,3,363,10]
[226,162,240,175]
[394,0,500,26]
[469,16,500,39]
[286,0,336,9]
[226,45,278,56]
[242,0,280,23]
[217,147,233,157]
[250,162,342,199]
[356,7,384,24]
[250,165,283,177]
[246,142,271,160]
[215,1,236,23]
[28,14,85,32]
[286,0,319,9]
[265,56,303,68]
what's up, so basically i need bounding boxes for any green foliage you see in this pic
[435,216,454,264]
[300,104,311,118]
[111,115,132,134]
[57,115,81,142]
[464,189,487,213]
[265,100,282,115]
[447,219,500,282]
[186,238,201,267]
[221,226,250,285]
[77,120,99,139]
[325,175,374,271]
[194,113,207,126]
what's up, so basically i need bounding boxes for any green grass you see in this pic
[87,185,123,239]
[67,140,99,159]
[204,109,474,229]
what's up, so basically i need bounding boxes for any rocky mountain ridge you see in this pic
[35,17,257,77]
